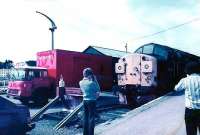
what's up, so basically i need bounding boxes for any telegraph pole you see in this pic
[125,43,128,53]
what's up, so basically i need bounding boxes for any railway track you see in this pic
[31,104,130,134]
[28,92,175,135]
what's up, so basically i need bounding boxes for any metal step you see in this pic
[54,102,83,131]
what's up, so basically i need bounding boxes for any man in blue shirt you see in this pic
[175,62,200,135]
[79,68,100,135]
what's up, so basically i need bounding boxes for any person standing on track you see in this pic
[174,61,200,135]
[59,75,69,109]
[79,68,100,135]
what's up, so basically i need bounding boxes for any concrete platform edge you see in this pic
[95,91,175,135]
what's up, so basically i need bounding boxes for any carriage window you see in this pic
[135,47,143,54]
[143,45,154,54]
[154,47,168,60]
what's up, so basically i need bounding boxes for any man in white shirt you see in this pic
[175,62,200,135]
[58,75,69,109]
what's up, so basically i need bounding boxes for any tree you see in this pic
[0,62,3,69]
[26,60,36,66]
[3,60,14,69]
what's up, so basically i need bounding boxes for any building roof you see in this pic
[83,46,130,58]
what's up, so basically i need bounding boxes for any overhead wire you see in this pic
[127,17,200,43]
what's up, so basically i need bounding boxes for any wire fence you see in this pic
[0,69,11,94]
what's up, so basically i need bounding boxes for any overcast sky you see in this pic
[0,0,200,62]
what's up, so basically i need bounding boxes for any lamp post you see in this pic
[36,11,57,50]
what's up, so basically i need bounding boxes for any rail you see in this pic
[54,102,83,131]
[31,96,59,122]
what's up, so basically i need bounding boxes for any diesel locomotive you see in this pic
[115,43,200,105]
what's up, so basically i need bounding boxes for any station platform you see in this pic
[95,91,191,135]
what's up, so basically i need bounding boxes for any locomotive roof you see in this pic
[83,46,131,58]
[137,43,200,59]
[142,43,196,56]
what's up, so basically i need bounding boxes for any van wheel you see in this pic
[32,89,48,106]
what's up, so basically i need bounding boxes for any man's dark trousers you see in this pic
[59,87,69,109]
[83,100,96,135]
[185,108,200,135]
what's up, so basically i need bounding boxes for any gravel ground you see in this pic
[28,107,130,135]
[0,93,129,135]
[28,119,82,135]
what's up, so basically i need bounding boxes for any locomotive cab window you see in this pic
[142,45,154,54]
[135,47,143,54]
[154,46,168,60]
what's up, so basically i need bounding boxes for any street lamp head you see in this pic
[36,11,57,50]
[49,27,57,32]
[36,11,57,30]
